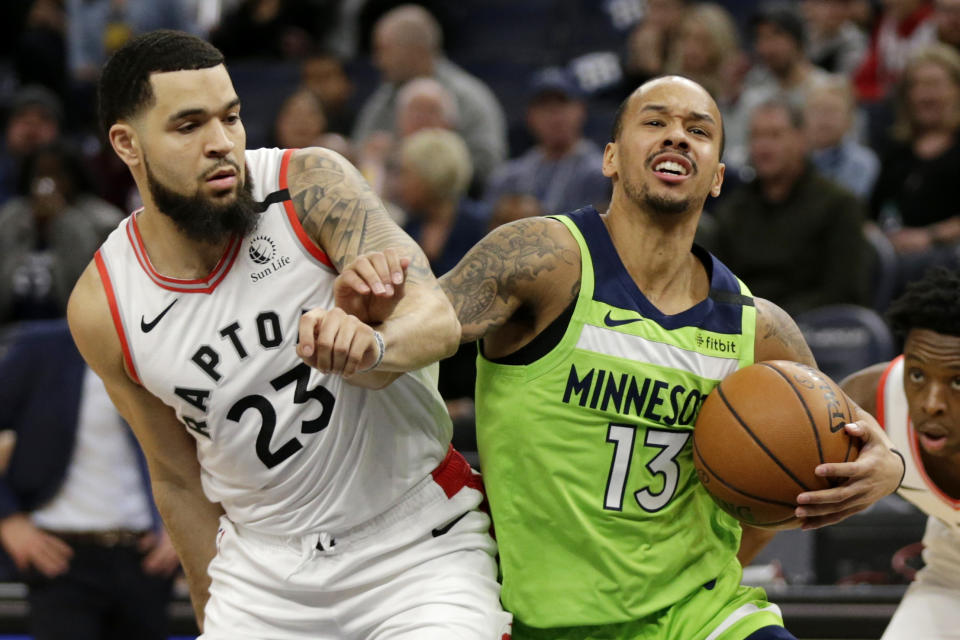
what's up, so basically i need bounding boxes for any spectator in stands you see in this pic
[622,0,688,86]
[935,0,960,48]
[662,3,750,167]
[14,0,67,104]
[353,4,507,187]
[0,319,179,640]
[395,129,486,276]
[209,0,338,60]
[804,75,881,199]
[854,0,937,102]
[802,0,869,74]
[393,128,487,415]
[0,86,62,207]
[871,43,960,287]
[713,98,869,314]
[0,142,122,326]
[271,87,326,149]
[484,67,610,215]
[300,50,356,135]
[67,0,198,84]
[489,193,542,231]
[395,77,458,138]
[726,2,831,171]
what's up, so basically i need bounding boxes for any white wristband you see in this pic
[358,330,385,374]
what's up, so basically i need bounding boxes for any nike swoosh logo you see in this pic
[603,310,644,327]
[432,511,469,537]
[140,299,179,333]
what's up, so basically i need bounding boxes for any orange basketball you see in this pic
[692,360,859,529]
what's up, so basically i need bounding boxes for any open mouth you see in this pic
[917,424,951,452]
[651,154,693,184]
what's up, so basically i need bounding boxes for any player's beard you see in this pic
[146,158,260,244]
[625,179,702,216]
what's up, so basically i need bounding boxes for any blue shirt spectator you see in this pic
[484,67,610,215]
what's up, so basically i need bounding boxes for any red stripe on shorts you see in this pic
[431,445,480,498]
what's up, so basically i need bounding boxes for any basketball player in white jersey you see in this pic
[66,30,512,639]
[841,267,960,640]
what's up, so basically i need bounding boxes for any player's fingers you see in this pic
[383,249,407,286]
[328,318,358,375]
[813,459,865,479]
[352,255,390,295]
[337,266,372,295]
[313,310,344,372]
[800,505,866,530]
[365,252,395,296]
[343,327,373,377]
[298,312,323,359]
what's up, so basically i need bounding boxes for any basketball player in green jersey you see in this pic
[336,76,905,639]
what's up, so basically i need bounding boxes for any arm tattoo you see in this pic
[285,149,432,283]
[441,218,578,340]
[755,298,816,365]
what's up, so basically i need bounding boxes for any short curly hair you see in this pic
[97,30,224,136]
[886,267,960,340]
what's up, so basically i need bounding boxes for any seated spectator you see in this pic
[271,87,326,149]
[484,68,610,215]
[209,0,338,60]
[67,0,198,83]
[395,128,486,275]
[0,142,123,326]
[395,77,458,138]
[621,0,688,87]
[0,319,179,638]
[871,43,960,288]
[727,2,831,171]
[854,0,937,102]
[713,99,869,314]
[804,75,880,199]
[392,128,487,415]
[663,3,750,167]
[489,193,542,231]
[0,86,62,206]
[353,4,507,187]
[802,0,869,74]
[300,50,355,135]
[935,0,960,48]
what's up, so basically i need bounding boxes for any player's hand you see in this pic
[793,408,903,530]
[0,514,73,577]
[297,307,382,376]
[334,250,409,324]
[139,529,180,577]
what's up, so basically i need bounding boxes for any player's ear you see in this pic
[710,162,725,198]
[109,123,141,168]
[602,141,618,179]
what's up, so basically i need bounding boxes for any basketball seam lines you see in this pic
[717,385,812,492]
[693,439,797,509]
[840,392,856,464]
[759,362,825,465]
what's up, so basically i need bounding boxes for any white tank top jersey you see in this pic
[877,356,960,586]
[95,147,453,536]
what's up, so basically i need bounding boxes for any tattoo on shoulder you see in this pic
[755,298,815,364]
[285,149,429,280]
[441,218,578,337]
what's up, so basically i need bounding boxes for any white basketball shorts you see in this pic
[200,450,513,639]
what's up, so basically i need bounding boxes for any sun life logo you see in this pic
[248,235,276,265]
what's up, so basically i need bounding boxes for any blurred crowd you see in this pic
[0,0,959,410]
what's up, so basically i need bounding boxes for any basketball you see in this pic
[692,360,860,530]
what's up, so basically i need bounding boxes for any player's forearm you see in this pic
[374,286,460,371]
[737,526,777,567]
[152,480,224,630]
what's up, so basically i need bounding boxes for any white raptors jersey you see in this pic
[877,356,960,586]
[95,147,453,536]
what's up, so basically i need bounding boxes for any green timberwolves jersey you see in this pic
[475,207,757,629]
